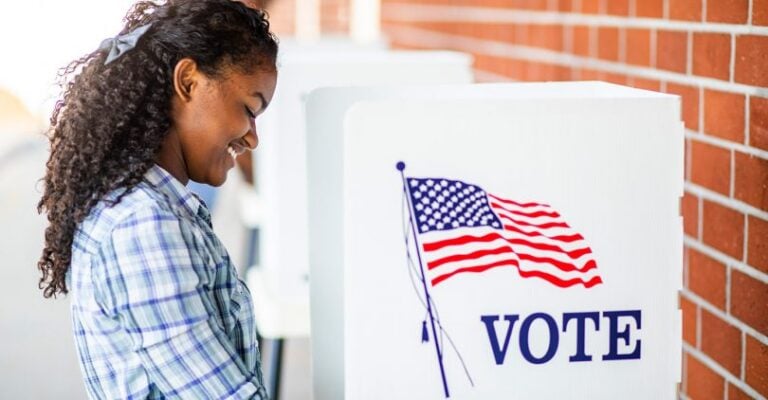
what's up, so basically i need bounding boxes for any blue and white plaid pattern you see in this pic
[68,165,267,399]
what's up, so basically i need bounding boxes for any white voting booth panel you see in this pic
[251,50,472,325]
[306,82,684,399]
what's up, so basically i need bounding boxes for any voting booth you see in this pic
[248,49,473,339]
[306,82,683,399]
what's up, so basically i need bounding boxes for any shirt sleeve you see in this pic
[95,205,268,399]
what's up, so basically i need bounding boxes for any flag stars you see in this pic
[408,178,502,233]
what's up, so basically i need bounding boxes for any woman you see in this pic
[36,1,278,398]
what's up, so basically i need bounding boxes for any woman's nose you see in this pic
[243,120,259,150]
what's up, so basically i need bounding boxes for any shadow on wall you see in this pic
[0,88,87,399]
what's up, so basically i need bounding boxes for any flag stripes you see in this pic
[405,176,602,289]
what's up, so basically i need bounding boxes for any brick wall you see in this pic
[264,0,350,35]
[321,0,351,33]
[379,0,768,398]
[264,0,297,35]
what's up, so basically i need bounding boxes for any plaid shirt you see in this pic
[68,165,267,399]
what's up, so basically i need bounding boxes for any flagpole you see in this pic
[397,161,450,398]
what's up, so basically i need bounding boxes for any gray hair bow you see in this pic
[99,23,153,65]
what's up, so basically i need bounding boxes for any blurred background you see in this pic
[0,0,766,399]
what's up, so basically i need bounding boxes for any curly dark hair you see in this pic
[37,0,278,298]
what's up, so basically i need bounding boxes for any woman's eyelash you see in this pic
[245,106,256,119]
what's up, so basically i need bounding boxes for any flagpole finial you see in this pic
[396,161,406,171]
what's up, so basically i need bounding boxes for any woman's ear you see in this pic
[172,58,199,102]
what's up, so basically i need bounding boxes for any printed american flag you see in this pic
[405,177,602,288]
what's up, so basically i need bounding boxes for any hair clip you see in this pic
[98,23,153,65]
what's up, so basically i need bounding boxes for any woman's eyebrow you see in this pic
[251,92,268,111]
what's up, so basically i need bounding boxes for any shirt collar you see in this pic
[144,164,211,223]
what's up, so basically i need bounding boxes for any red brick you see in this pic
[681,295,697,346]
[474,54,507,78]
[557,0,575,12]
[462,22,515,42]
[686,138,692,180]
[573,26,592,57]
[598,27,619,61]
[702,200,744,259]
[626,28,651,66]
[751,96,768,152]
[755,0,768,25]
[731,270,768,336]
[746,335,768,397]
[606,0,629,15]
[735,35,768,87]
[524,62,570,82]
[704,89,745,143]
[728,383,752,400]
[701,309,742,375]
[691,141,730,195]
[507,0,549,10]
[682,191,698,237]
[706,0,749,23]
[685,354,724,400]
[602,72,626,85]
[581,0,600,13]
[735,152,768,213]
[529,25,563,51]
[688,248,727,309]
[657,30,688,72]
[666,83,700,131]
[692,33,731,80]
[630,77,660,92]
[517,24,533,42]
[669,0,702,21]
[748,216,768,274]
[507,59,528,81]
[580,68,600,80]
[635,0,663,17]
